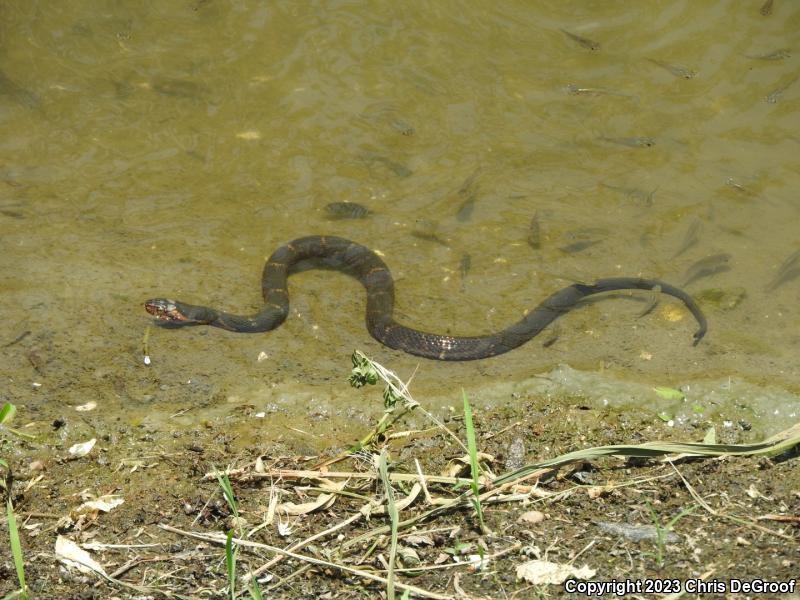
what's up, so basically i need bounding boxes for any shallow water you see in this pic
[1,1,799,440]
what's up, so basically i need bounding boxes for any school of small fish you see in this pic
[311,5,797,316]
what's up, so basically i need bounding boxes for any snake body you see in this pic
[145,235,707,360]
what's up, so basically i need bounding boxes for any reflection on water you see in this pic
[1,1,799,436]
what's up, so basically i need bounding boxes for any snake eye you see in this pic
[145,299,183,321]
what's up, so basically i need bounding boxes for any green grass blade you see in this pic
[0,402,17,425]
[225,529,236,600]
[494,420,800,486]
[213,464,239,519]
[248,577,264,600]
[379,450,398,600]
[665,503,698,531]
[0,403,32,439]
[642,497,664,565]
[6,498,27,600]
[462,390,485,532]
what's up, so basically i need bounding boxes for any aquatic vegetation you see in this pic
[695,287,746,310]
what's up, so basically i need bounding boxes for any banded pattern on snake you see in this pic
[145,235,707,360]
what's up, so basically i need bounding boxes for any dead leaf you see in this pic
[397,546,421,567]
[68,438,96,458]
[404,534,435,546]
[76,494,124,515]
[443,452,496,478]
[374,483,422,514]
[55,536,107,576]
[279,493,336,515]
[516,559,595,585]
[518,510,545,524]
[757,514,800,524]
[587,485,612,499]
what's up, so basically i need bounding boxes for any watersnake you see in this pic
[144,235,707,361]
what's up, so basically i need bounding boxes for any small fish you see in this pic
[725,177,758,198]
[151,77,205,99]
[599,135,656,148]
[324,202,370,219]
[638,284,662,318]
[112,79,135,98]
[455,171,479,222]
[411,219,449,246]
[766,248,800,290]
[600,183,657,205]
[560,28,600,51]
[683,253,732,286]
[360,103,415,136]
[527,212,541,250]
[639,230,656,247]
[765,76,798,104]
[760,0,774,16]
[559,239,601,253]
[3,330,30,348]
[541,325,560,348]
[388,117,415,136]
[457,171,480,199]
[743,48,791,60]
[0,70,40,110]
[0,208,24,218]
[672,219,702,258]
[411,231,448,246]
[565,84,636,99]
[456,196,475,222]
[459,254,472,287]
[647,58,697,80]
[362,152,412,177]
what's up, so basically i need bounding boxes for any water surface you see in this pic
[1,1,799,441]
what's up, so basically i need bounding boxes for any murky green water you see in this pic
[1,1,799,441]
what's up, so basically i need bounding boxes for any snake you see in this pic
[144,235,707,361]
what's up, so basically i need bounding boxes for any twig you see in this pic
[243,511,364,583]
[415,458,433,504]
[205,467,473,486]
[341,466,557,552]
[379,450,398,600]
[667,461,714,513]
[93,557,147,589]
[483,421,523,440]
[158,524,454,600]
[142,324,152,365]
[668,460,794,541]
[388,542,522,574]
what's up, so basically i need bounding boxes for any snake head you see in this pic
[145,299,195,324]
